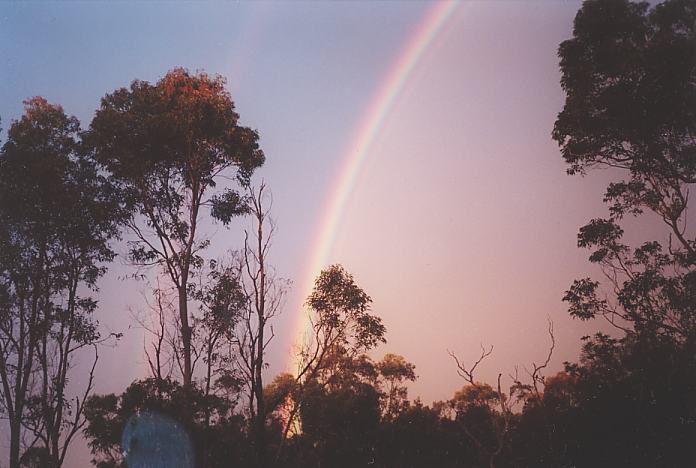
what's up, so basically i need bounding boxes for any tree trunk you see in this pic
[178,283,192,388]
[254,212,266,466]
[9,419,20,468]
[255,321,265,466]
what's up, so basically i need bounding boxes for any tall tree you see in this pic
[0,98,121,467]
[552,1,696,464]
[295,265,386,388]
[87,68,265,387]
[277,265,386,461]
[232,183,288,466]
[554,0,696,339]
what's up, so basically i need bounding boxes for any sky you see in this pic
[0,1,669,466]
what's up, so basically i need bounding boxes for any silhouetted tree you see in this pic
[190,259,246,425]
[376,400,464,468]
[298,352,382,468]
[263,372,299,424]
[0,98,122,468]
[554,0,696,340]
[84,378,251,468]
[231,183,288,466]
[297,265,386,379]
[550,0,696,465]
[376,353,416,419]
[87,68,265,388]
[447,345,511,468]
[446,321,556,468]
[277,265,386,462]
[137,284,178,383]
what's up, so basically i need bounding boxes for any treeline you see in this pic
[1,0,696,466]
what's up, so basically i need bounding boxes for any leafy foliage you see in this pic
[0,98,123,468]
[306,264,386,353]
[556,0,696,341]
[84,378,252,468]
[87,68,265,387]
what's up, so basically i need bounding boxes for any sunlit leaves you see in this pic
[88,68,264,271]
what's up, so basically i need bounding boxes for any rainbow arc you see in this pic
[288,0,460,372]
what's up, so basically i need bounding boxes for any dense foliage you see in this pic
[0,98,123,468]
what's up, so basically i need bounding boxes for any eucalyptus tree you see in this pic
[0,98,122,467]
[554,0,696,340]
[228,183,288,466]
[296,265,386,387]
[276,265,386,460]
[376,353,416,419]
[87,68,265,387]
[553,1,696,464]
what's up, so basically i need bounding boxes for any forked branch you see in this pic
[447,344,494,385]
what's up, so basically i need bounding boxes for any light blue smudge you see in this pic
[121,411,194,468]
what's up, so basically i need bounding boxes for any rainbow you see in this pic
[287,0,460,372]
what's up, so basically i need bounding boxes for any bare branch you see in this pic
[447,344,494,385]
